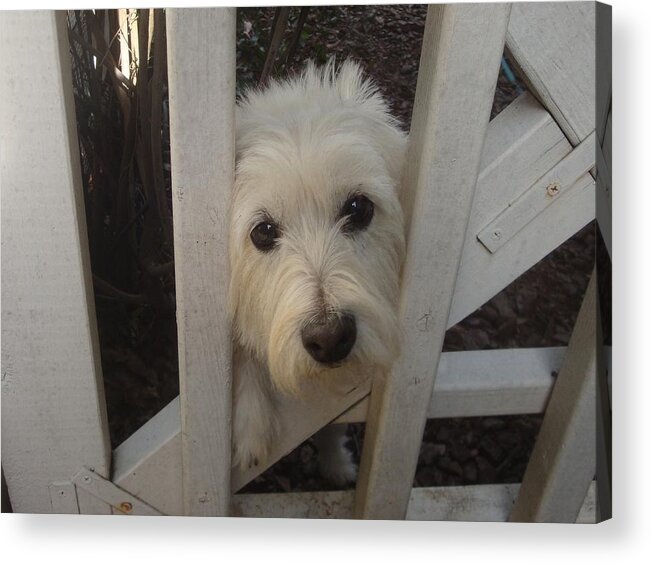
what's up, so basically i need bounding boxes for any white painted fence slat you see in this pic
[166,8,236,516]
[354,3,511,520]
[336,347,564,423]
[509,272,597,522]
[506,2,595,146]
[113,398,183,516]
[49,482,80,514]
[448,92,595,327]
[476,131,596,254]
[1,11,111,514]
[72,467,163,515]
[596,108,612,256]
[232,482,597,523]
[596,3,611,149]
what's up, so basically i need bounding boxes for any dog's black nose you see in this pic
[301,313,357,365]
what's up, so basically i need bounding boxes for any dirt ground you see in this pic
[95,5,595,495]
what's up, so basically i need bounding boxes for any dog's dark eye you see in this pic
[341,194,374,233]
[250,221,280,251]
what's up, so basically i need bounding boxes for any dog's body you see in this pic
[230,61,406,480]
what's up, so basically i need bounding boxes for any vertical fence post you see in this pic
[166,8,236,516]
[354,3,511,520]
[509,271,597,523]
[1,11,111,513]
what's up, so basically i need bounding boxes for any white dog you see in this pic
[230,60,406,483]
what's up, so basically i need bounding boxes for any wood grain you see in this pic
[232,482,597,523]
[354,3,511,520]
[509,271,597,522]
[507,1,596,146]
[1,11,110,514]
[166,8,236,516]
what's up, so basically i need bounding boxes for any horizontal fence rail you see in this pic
[232,482,597,523]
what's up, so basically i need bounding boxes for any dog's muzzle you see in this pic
[301,312,357,365]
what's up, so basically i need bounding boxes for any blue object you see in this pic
[501,57,525,96]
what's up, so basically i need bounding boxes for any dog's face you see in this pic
[230,62,406,393]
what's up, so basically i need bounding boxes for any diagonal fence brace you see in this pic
[72,467,164,516]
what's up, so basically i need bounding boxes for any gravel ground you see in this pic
[95,5,595,495]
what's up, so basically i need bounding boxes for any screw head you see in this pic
[119,501,133,513]
[82,475,92,483]
[491,229,502,240]
[546,182,561,197]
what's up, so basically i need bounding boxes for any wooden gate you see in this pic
[1,3,611,521]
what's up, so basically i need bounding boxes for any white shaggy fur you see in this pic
[230,60,406,478]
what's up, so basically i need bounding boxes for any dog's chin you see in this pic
[267,349,392,397]
[308,358,372,393]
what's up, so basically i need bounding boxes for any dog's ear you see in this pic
[333,60,408,192]
[367,118,407,193]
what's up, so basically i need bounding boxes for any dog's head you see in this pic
[230,60,406,393]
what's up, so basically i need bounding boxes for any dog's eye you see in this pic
[250,221,280,251]
[341,194,374,233]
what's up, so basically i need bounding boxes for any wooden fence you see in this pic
[1,3,611,521]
